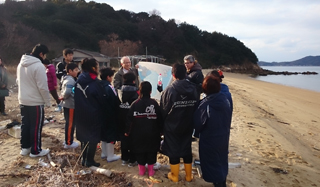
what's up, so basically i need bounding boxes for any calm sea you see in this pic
[255,66,320,92]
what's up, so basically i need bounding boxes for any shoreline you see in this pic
[227,72,320,93]
[222,71,320,186]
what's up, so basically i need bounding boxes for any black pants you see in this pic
[213,179,227,187]
[20,105,44,154]
[169,154,193,165]
[50,90,60,105]
[120,135,136,163]
[0,96,5,113]
[135,152,157,165]
[64,108,75,145]
[81,141,98,165]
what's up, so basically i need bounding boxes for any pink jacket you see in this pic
[46,64,57,91]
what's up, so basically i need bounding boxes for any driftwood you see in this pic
[47,154,57,167]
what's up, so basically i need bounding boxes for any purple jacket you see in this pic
[46,64,57,91]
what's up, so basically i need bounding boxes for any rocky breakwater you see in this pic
[216,63,318,76]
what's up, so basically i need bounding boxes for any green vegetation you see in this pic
[0,0,258,68]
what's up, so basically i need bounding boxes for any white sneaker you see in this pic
[64,141,79,149]
[29,149,50,157]
[20,148,31,156]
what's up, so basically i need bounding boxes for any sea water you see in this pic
[254,66,320,92]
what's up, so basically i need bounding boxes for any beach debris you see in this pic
[271,167,288,174]
[313,146,320,151]
[149,176,163,183]
[229,163,242,168]
[194,159,202,177]
[77,169,92,175]
[47,153,57,167]
[7,124,21,138]
[25,165,32,170]
[277,121,290,125]
[38,158,50,168]
[89,166,114,177]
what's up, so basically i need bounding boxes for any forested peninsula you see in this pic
[0,0,259,70]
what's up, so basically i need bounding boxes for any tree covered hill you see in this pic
[0,0,258,68]
[258,56,320,66]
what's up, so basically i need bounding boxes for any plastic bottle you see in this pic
[158,73,162,86]
[157,73,163,92]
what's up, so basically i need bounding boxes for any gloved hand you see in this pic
[157,85,163,93]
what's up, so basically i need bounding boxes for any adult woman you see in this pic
[0,57,8,116]
[193,75,232,187]
[74,58,104,167]
[184,55,204,98]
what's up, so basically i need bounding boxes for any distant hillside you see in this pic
[258,56,320,66]
[0,0,258,69]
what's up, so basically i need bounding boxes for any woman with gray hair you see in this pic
[184,55,204,98]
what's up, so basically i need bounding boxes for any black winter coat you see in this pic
[100,80,120,142]
[74,72,104,144]
[117,84,139,137]
[126,97,163,153]
[186,63,204,97]
[160,79,198,158]
[193,92,232,183]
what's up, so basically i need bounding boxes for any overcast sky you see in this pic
[1,0,319,62]
[99,0,320,62]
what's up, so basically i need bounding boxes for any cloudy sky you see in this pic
[99,0,320,62]
[1,0,319,62]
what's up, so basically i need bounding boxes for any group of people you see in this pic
[15,43,233,186]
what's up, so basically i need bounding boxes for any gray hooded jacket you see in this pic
[60,75,75,109]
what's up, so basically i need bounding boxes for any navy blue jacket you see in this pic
[221,83,233,113]
[74,72,104,144]
[193,92,232,183]
[100,80,120,142]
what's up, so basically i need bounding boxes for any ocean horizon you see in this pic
[254,66,320,92]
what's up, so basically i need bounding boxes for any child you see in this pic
[118,72,139,167]
[56,48,74,112]
[43,59,60,111]
[74,58,104,167]
[60,63,80,149]
[99,67,121,162]
[125,81,163,176]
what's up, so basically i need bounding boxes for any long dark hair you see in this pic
[81,58,98,75]
[139,81,152,98]
[31,44,49,62]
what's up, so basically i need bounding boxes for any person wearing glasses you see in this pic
[184,55,204,98]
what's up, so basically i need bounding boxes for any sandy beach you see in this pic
[0,70,319,187]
